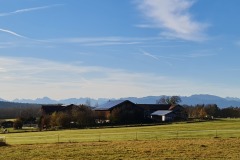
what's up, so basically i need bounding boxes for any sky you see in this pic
[0,0,240,100]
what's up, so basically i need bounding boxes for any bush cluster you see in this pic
[184,104,240,119]
[40,106,95,129]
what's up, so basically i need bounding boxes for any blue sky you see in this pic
[0,0,240,100]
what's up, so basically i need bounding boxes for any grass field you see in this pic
[1,139,240,159]
[2,118,240,144]
[1,119,240,159]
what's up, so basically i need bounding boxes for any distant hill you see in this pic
[12,97,109,106]
[1,94,240,108]
[0,98,6,102]
[13,97,58,104]
[180,95,240,108]
[120,95,240,108]
[0,101,41,108]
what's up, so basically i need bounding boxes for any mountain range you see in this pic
[1,94,240,108]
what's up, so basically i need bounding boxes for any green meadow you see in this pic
[2,118,240,144]
[1,119,240,159]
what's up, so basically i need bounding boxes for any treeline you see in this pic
[0,106,41,119]
[0,101,41,119]
[184,104,240,118]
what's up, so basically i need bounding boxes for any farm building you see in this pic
[151,110,175,122]
[41,100,188,125]
[136,104,171,118]
[41,104,66,115]
[41,104,88,115]
[95,100,187,123]
[94,100,144,124]
[137,104,188,122]
[40,104,94,129]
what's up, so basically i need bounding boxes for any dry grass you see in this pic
[1,119,240,159]
[0,138,240,160]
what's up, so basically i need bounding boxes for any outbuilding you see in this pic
[151,110,175,122]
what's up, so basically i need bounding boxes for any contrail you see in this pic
[142,51,159,60]
[0,28,26,38]
[0,4,64,17]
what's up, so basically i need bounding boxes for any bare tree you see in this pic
[156,96,182,105]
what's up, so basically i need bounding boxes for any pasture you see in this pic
[1,119,240,159]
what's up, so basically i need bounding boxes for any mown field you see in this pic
[1,119,240,159]
[1,139,240,160]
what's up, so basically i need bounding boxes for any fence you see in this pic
[3,129,240,145]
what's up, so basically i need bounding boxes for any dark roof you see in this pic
[136,104,171,111]
[95,100,133,111]
[151,110,173,116]
[60,104,79,112]
[41,105,65,114]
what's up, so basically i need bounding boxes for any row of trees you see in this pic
[184,104,240,119]
[157,96,240,119]
[0,106,41,119]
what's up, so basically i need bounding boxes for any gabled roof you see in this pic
[95,100,133,111]
[60,104,79,112]
[151,110,173,116]
[41,104,91,114]
[41,104,65,114]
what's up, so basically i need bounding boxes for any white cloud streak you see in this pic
[0,4,63,17]
[141,50,184,63]
[0,28,26,38]
[45,37,163,44]
[136,0,208,41]
[142,51,159,60]
[186,53,217,58]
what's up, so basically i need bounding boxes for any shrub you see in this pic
[56,112,71,128]
[0,137,7,146]
[13,118,23,129]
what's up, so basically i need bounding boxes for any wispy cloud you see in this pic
[40,36,165,47]
[141,50,184,62]
[0,4,63,17]
[0,56,208,100]
[141,50,176,66]
[142,50,159,60]
[0,35,169,49]
[0,28,26,38]
[136,0,208,41]
[1,56,239,100]
[186,53,217,58]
